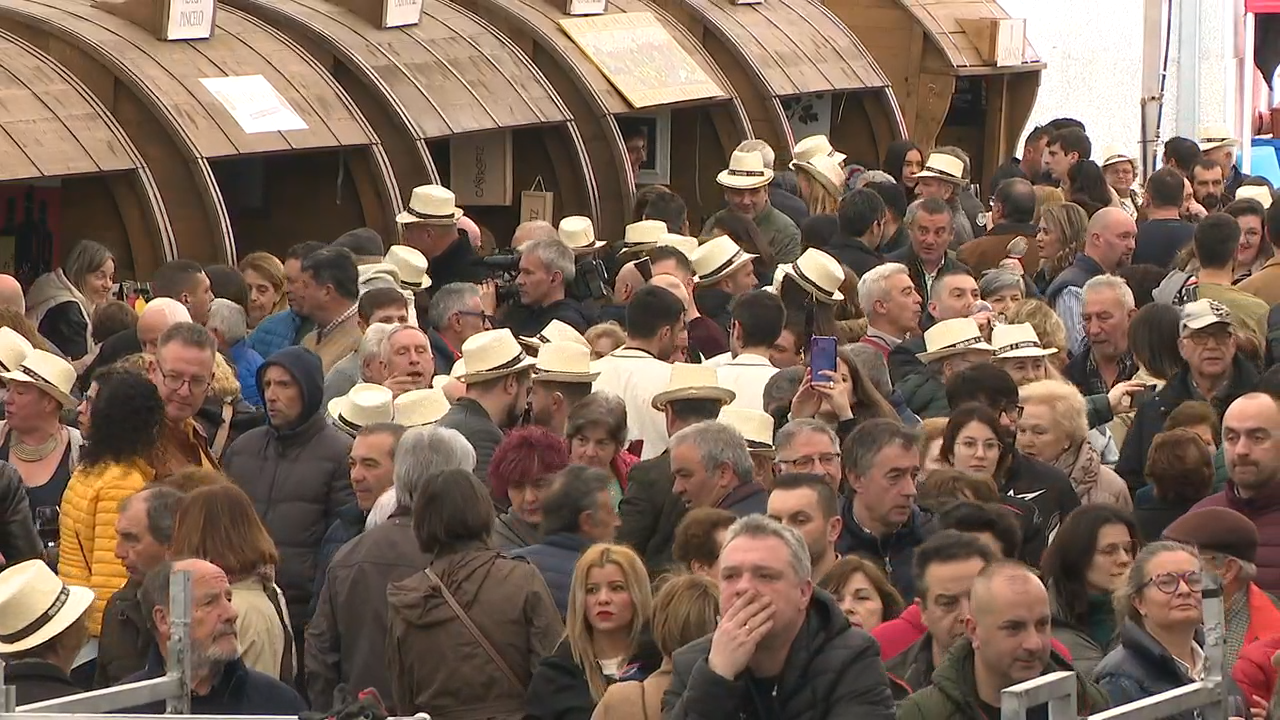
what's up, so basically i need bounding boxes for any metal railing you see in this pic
[1001,572,1230,720]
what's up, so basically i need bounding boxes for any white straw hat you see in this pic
[792,154,846,198]
[781,248,845,303]
[458,329,538,382]
[518,319,591,352]
[1237,185,1274,209]
[0,349,76,408]
[1099,144,1137,168]
[533,341,599,383]
[790,135,847,168]
[916,318,996,363]
[718,406,775,450]
[558,216,607,253]
[656,233,699,260]
[383,245,431,291]
[326,383,395,437]
[716,150,775,190]
[991,323,1058,359]
[692,235,756,285]
[393,388,451,427]
[0,327,32,374]
[396,184,464,225]
[0,560,94,653]
[651,363,736,410]
[913,152,967,185]
[1197,123,1239,152]
[623,220,667,249]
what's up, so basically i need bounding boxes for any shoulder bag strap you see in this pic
[259,576,295,683]
[425,568,523,692]
[210,403,234,460]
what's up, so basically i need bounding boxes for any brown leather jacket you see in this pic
[386,546,563,718]
[956,222,1041,276]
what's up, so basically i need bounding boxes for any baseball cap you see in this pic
[1179,299,1231,334]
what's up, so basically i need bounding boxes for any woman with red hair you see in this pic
[490,426,570,551]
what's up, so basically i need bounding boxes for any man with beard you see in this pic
[1193,392,1280,595]
[1190,156,1229,212]
[766,473,842,580]
[896,561,1108,718]
[378,324,433,397]
[1046,207,1136,354]
[528,341,596,436]
[125,558,306,713]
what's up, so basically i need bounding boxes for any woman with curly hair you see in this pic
[489,426,570,551]
[1033,202,1089,294]
[58,370,164,636]
[1005,298,1070,371]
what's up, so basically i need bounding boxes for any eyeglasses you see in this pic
[457,310,495,326]
[1185,329,1232,346]
[1142,570,1204,595]
[777,453,842,473]
[1096,540,1139,559]
[156,365,210,394]
[1001,403,1024,420]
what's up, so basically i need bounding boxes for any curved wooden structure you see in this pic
[452,0,751,236]
[0,25,172,277]
[823,0,1044,188]
[0,0,400,262]
[222,0,598,242]
[651,0,905,167]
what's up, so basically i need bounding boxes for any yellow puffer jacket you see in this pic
[58,458,154,636]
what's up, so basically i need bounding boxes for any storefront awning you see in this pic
[680,0,889,96]
[225,0,572,139]
[0,0,377,159]
[897,0,1043,73]
[0,27,143,181]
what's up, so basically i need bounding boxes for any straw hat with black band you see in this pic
[692,236,757,286]
[558,216,607,254]
[393,388,451,427]
[0,327,32,375]
[717,150,775,190]
[916,318,995,364]
[913,153,967,186]
[327,383,395,438]
[0,350,77,409]
[1099,144,1137,169]
[458,329,538,383]
[1197,123,1239,153]
[395,185,464,225]
[652,363,735,410]
[791,154,846,198]
[533,341,599,383]
[719,406,775,452]
[519,319,591,353]
[790,135,847,168]
[779,248,845,304]
[617,219,668,259]
[991,323,1058,359]
[383,245,431,291]
[0,559,94,653]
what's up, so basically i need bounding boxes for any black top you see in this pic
[1133,219,1195,269]
[4,659,82,706]
[769,187,810,229]
[0,436,72,519]
[427,231,486,288]
[38,301,89,361]
[501,297,594,336]
[76,327,142,393]
[976,698,1048,720]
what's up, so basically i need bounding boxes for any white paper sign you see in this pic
[165,0,214,40]
[383,0,423,28]
[199,75,309,135]
[566,0,607,15]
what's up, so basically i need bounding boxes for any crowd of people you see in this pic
[0,117,1276,720]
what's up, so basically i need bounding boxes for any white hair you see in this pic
[857,262,911,313]
[519,236,576,282]
[393,426,476,508]
[427,283,481,331]
[358,323,396,380]
[206,298,247,344]
[140,297,191,325]
[1082,274,1136,311]
[365,487,398,531]
[735,139,776,169]
[855,169,896,188]
[379,323,428,363]
[723,514,812,581]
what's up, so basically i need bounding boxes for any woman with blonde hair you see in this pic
[590,574,718,720]
[1033,189,1065,222]
[169,482,294,681]
[1033,202,1089,294]
[1017,380,1131,509]
[526,543,661,719]
[237,252,287,329]
[920,417,949,473]
[1005,299,1070,370]
[793,155,845,217]
[584,322,625,360]
[28,239,115,361]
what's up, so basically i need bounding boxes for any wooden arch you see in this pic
[651,0,906,165]
[451,0,752,237]
[0,0,400,264]
[221,0,600,224]
[0,26,173,275]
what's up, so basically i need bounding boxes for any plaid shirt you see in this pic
[1224,588,1248,675]
[1080,349,1138,396]
[317,303,358,343]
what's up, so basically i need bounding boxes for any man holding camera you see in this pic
[501,228,593,337]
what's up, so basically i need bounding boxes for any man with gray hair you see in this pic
[502,234,592,337]
[305,424,473,708]
[206,297,265,408]
[774,418,842,492]
[378,323,432,397]
[322,322,395,406]
[669,420,766,517]
[425,282,486,377]
[663,514,895,719]
[887,197,972,330]
[857,262,922,357]
[1066,274,1138,399]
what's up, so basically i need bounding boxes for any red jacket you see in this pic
[873,603,1075,663]
[1229,585,1280,707]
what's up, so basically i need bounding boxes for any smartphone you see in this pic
[1131,384,1158,409]
[809,336,838,386]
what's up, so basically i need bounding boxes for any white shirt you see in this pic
[592,348,673,460]
[718,352,780,412]
[702,352,733,369]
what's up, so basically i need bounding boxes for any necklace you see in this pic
[12,430,61,462]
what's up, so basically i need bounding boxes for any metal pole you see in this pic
[166,569,191,715]
[1242,10,1256,174]
[1177,0,1202,137]
[0,660,12,714]
[1141,0,1167,177]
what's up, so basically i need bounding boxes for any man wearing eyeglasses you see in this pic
[1117,299,1261,493]
[774,419,842,492]
[148,322,220,476]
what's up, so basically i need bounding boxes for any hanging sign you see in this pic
[383,0,423,27]
[199,75,309,135]
[566,0,607,14]
[450,131,513,206]
[163,0,215,40]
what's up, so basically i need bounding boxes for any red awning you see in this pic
[1247,0,1280,11]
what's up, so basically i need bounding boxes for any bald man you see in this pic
[1045,206,1137,352]
[510,220,556,252]
[135,299,191,355]
[896,561,1109,719]
[0,274,24,314]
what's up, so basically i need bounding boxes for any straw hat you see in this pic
[692,235,757,285]
[792,154,846,197]
[326,383,395,436]
[651,363,736,410]
[916,318,995,363]
[1099,145,1137,168]
[393,388,451,427]
[519,319,591,352]
[718,406,775,451]
[395,184,464,225]
[0,560,95,653]
[656,233,699,260]
[620,219,667,251]
[913,152,967,185]
[0,349,76,408]
[0,327,32,374]
[1237,185,1274,209]
[781,248,845,303]
[449,358,467,380]
[383,246,431,291]
[458,329,538,382]
[716,150,775,190]
[558,216,607,253]
[991,323,1058,359]
[790,134,847,167]
[533,341,599,383]
[1197,123,1239,152]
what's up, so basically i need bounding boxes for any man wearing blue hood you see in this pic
[222,345,355,665]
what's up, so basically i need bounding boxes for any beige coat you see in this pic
[230,576,294,682]
[1237,256,1280,306]
[1058,442,1132,510]
[591,661,673,720]
[302,312,361,374]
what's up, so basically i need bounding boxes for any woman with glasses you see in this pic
[1093,541,1249,715]
[1041,504,1140,677]
[1016,380,1130,509]
[940,404,1008,482]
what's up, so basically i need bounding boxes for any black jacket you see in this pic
[825,234,884,277]
[836,503,934,602]
[770,187,810,229]
[1045,253,1106,309]
[436,397,505,485]
[5,659,81,705]
[312,502,365,604]
[719,481,769,517]
[999,450,1081,543]
[426,231,485,288]
[76,327,142,393]
[526,634,662,720]
[884,634,934,702]
[39,301,91,361]
[694,287,734,336]
[95,578,152,688]
[885,245,970,328]
[0,462,41,567]
[617,451,686,575]
[501,297,594,337]
[123,647,306,715]
[662,590,895,720]
[888,335,926,385]
[1117,354,1260,492]
[510,532,592,617]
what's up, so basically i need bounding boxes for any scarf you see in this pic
[1054,442,1101,503]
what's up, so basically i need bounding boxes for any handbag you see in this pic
[425,568,523,692]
